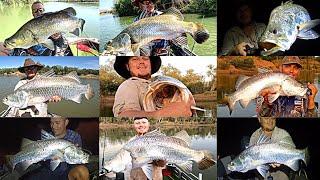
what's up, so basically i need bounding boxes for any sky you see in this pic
[100,56,216,74]
[0,56,99,70]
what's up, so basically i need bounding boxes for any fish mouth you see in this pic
[259,41,284,56]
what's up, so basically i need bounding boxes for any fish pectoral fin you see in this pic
[256,164,269,178]
[298,19,320,31]
[20,138,34,150]
[49,159,62,171]
[267,92,280,103]
[285,160,300,171]
[41,39,55,50]
[19,160,34,171]
[239,99,250,108]
[70,94,82,104]
[298,30,319,40]
[178,161,192,173]
[141,163,153,180]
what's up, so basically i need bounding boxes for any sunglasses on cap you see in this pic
[32,8,45,14]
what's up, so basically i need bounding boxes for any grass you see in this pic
[184,14,216,56]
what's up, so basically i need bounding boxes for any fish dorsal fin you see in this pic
[282,0,293,6]
[298,19,320,31]
[21,138,34,150]
[235,75,250,90]
[41,129,56,140]
[173,130,191,146]
[257,67,273,74]
[39,69,56,78]
[144,129,165,136]
[60,7,76,16]
[163,7,184,21]
[256,133,271,145]
[277,136,295,147]
[64,71,80,83]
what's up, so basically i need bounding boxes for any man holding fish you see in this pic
[258,56,318,117]
[112,56,194,117]
[0,1,74,56]
[6,58,61,117]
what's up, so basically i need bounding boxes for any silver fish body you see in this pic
[143,75,193,112]
[4,7,85,49]
[123,130,214,170]
[11,138,89,171]
[228,142,307,177]
[104,130,215,178]
[227,72,308,114]
[3,71,94,109]
[105,7,209,55]
[259,1,320,56]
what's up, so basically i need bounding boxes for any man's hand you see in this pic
[0,42,10,56]
[307,82,318,110]
[259,87,279,105]
[234,42,252,56]
[51,33,62,40]
[156,96,194,117]
[270,163,281,168]
[49,95,62,102]
[153,160,167,167]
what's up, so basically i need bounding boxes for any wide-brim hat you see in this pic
[132,0,159,7]
[18,58,44,73]
[281,56,302,68]
[114,56,161,79]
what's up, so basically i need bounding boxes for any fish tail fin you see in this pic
[85,84,94,100]
[192,23,209,44]
[303,147,310,165]
[71,19,85,36]
[79,18,85,32]
[226,95,236,115]
[197,151,215,170]
[5,155,14,171]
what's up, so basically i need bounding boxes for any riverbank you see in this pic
[218,56,320,74]
[100,92,217,107]
[0,71,99,79]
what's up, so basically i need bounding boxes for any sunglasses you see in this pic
[24,66,37,71]
[32,8,45,14]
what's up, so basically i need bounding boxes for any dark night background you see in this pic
[217,0,320,55]
[218,118,320,179]
[0,118,99,166]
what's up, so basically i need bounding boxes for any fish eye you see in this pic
[230,162,234,166]
[272,29,277,34]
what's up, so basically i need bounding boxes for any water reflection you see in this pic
[99,125,217,180]
[0,76,100,117]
